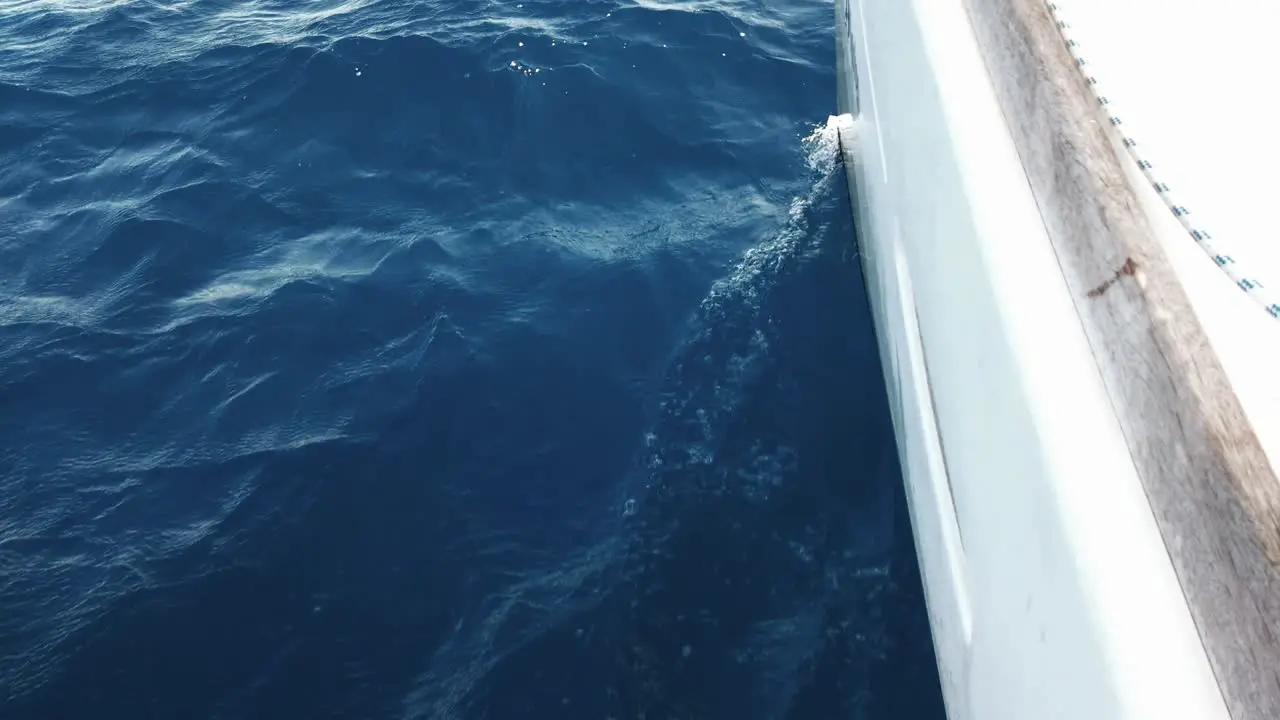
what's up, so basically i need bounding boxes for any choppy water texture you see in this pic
[0,0,944,717]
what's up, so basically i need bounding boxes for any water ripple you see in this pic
[0,0,941,716]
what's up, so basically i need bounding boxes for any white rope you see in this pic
[1045,1,1280,320]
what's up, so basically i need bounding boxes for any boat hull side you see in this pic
[835,1,1228,718]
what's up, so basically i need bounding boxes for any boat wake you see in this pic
[402,117,937,719]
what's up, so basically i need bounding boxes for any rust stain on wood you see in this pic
[1086,257,1139,298]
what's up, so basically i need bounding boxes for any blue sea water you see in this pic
[0,0,944,717]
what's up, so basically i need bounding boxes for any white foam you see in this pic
[801,114,845,176]
[624,117,847,512]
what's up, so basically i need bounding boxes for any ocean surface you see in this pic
[0,0,944,717]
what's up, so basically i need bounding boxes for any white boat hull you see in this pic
[834,1,1229,717]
